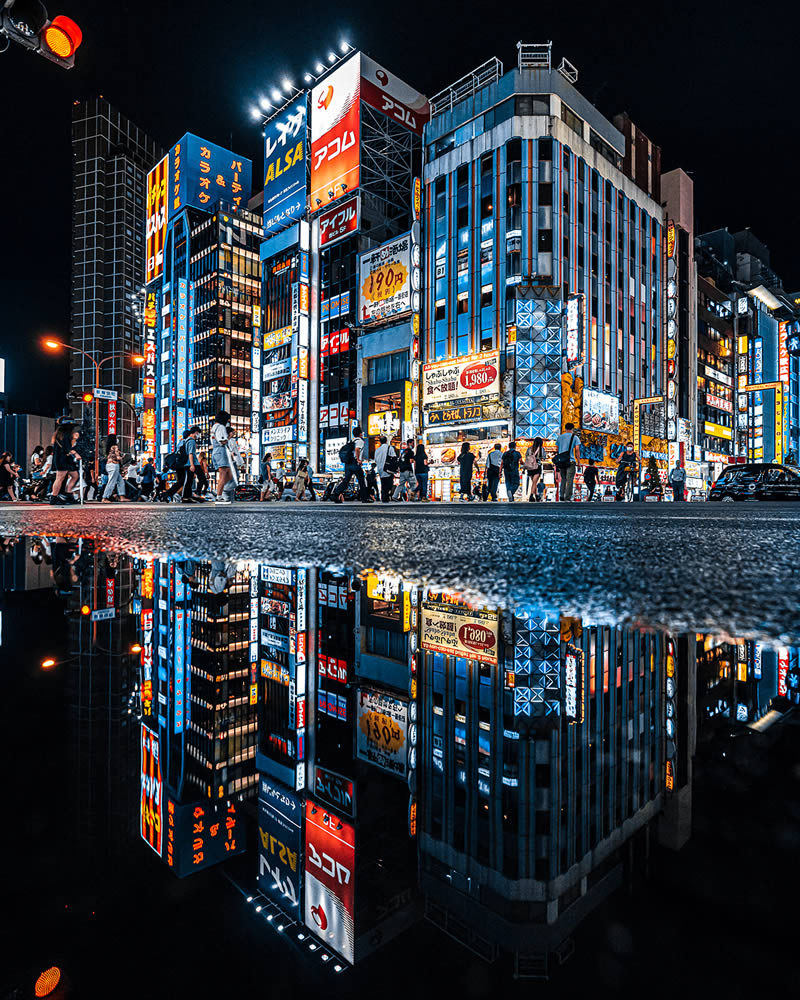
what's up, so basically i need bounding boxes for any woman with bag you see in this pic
[293,459,310,500]
[102,435,127,503]
[457,442,476,502]
[210,410,234,504]
[523,436,544,502]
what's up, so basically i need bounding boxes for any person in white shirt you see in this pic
[374,435,397,503]
[554,423,582,501]
[210,409,234,504]
[485,443,503,501]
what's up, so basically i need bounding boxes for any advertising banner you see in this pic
[360,53,430,136]
[140,725,162,856]
[319,197,359,247]
[421,597,499,665]
[264,94,307,235]
[356,689,409,778]
[422,350,500,409]
[582,388,619,435]
[165,799,245,878]
[358,233,412,325]
[304,800,355,963]
[314,766,355,817]
[170,134,252,215]
[145,155,169,284]
[325,437,347,472]
[258,777,303,908]
[310,56,360,211]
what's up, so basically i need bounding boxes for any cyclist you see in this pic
[615,443,639,501]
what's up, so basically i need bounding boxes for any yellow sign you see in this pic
[249,683,258,706]
[704,421,732,440]
[667,222,676,259]
[263,326,293,350]
[359,710,405,753]
[367,411,398,437]
[366,573,400,602]
[361,261,409,304]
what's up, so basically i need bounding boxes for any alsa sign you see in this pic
[422,350,500,408]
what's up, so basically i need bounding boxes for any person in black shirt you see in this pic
[501,441,522,502]
[414,442,430,501]
[615,444,638,501]
[457,442,476,502]
[583,458,599,501]
[393,439,418,501]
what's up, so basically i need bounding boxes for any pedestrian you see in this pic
[334,426,370,503]
[210,410,235,504]
[122,454,142,501]
[305,463,318,502]
[374,435,397,503]
[523,437,544,501]
[583,458,599,501]
[101,435,127,503]
[485,443,503,501]
[274,461,287,498]
[0,453,16,501]
[615,443,638,501]
[414,440,430,501]
[554,423,581,502]
[167,426,202,503]
[226,424,246,488]
[139,456,156,499]
[30,445,44,480]
[669,461,686,502]
[393,439,418,501]
[195,450,210,499]
[501,440,522,502]
[457,442,475,502]
[50,424,80,505]
[260,451,275,501]
[294,459,310,500]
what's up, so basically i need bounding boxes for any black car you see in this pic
[708,462,800,501]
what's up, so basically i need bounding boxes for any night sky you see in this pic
[2,0,797,416]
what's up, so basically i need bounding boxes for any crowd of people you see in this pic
[0,412,688,506]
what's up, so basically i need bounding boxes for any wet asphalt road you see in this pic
[1,501,798,642]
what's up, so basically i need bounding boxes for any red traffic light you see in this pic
[42,14,81,57]
[81,391,93,404]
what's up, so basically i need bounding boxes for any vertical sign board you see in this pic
[264,94,308,235]
[304,800,355,963]
[165,799,245,877]
[176,278,189,403]
[146,154,169,284]
[107,399,117,436]
[356,689,409,778]
[170,134,252,215]
[309,55,360,211]
[258,778,303,909]
[140,725,162,856]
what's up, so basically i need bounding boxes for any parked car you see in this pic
[708,463,800,501]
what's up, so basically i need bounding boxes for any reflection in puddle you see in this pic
[3,534,799,986]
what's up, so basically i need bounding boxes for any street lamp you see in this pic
[43,338,145,482]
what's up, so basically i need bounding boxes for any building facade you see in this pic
[71,98,163,448]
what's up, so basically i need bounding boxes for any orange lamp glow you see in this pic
[81,392,94,404]
[34,966,62,997]
[80,605,91,616]
[130,643,143,654]
[43,15,82,58]
[131,355,146,365]
[41,658,57,670]
[44,339,61,350]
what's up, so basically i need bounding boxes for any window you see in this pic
[515,95,550,116]
[366,350,408,384]
[561,103,584,137]
[366,627,407,661]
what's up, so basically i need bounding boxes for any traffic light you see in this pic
[68,389,94,404]
[1,0,82,68]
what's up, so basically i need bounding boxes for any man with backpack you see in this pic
[554,423,581,502]
[669,461,686,501]
[334,426,370,503]
[501,441,522,502]
[165,426,202,503]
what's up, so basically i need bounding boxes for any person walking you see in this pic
[305,463,318,502]
[50,425,80,505]
[334,426,370,503]
[195,450,210,499]
[501,441,522,503]
[457,442,475,502]
[260,452,275,501]
[485,443,503,501]
[554,423,581,502]
[669,461,687,502]
[523,437,544,502]
[374,435,397,503]
[414,441,430,501]
[210,410,235,504]
[293,459,310,500]
[583,458,599,501]
[139,457,156,499]
[102,435,127,503]
[393,439,418,501]
[168,426,202,503]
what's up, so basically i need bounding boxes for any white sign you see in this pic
[422,351,501,409]
[582,387,619,435]
[91,608,116,621]
[325,437,347,473]
[94,388,118,401]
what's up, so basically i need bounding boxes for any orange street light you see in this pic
[130,643,143,654]
[44,338,62,350]
[131,355,146,365]
[41,658,57,670]
[80,604,91,616]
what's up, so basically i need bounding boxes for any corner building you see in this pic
[422,46,665,492]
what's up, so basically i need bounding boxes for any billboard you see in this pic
[319,197,359,247]
[264,94,307,235]
[422,350,500,409]
[145,154,169,284]
[313,766,355,817]
[304,800,355,963]
[421,597,499,665]
[356,689,409,778]
[310,56,360,211]
[140,726,162,856]
[258,777,303,909]
[170,134,252,215]
[165,799,245,878]
[582,388,620,435]
[358,232,413,325]
[360,53,430,136]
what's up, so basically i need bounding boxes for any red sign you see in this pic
[319,197,359,246]
[108,400,117,435]
[458,622,496,653]
[310,57,360,211]
[779,649,789,697]
[460,360,497,392]
[329,329,340,354]
[360,53,430,137]
[304,800,355,963]
[105,577,115,608]
[140,726,162,856]
[779,323,790,388]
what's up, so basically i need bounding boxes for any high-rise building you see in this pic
[71,98,163,447]
[421,44,667,498]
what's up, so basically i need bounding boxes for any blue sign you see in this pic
[263,95,307,235]
[170,133,252,216]
[258,778,303,909]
